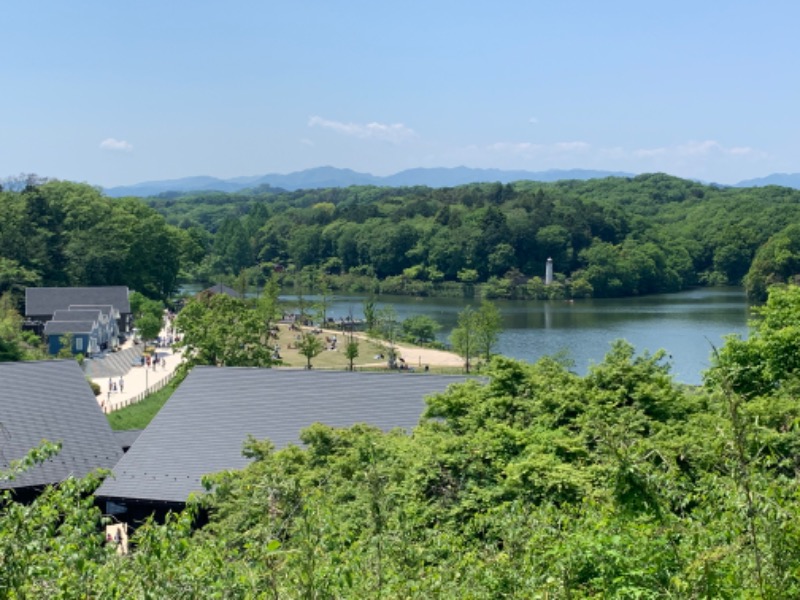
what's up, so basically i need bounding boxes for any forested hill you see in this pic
[145,173,800,300]
[2,174,799,304]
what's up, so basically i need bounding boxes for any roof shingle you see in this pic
[0,361,124,490]
[26,286,130,317]
[96,368,471,503]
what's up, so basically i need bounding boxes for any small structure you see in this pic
[70,304,121,348]
[0,361,124,503]
[25,286,132,342]
[44,307,119,355]
[44,319,101,356]
[198,283,242,299]
[545,257,554,285]
[95,368,471,522]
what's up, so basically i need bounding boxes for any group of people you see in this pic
[325,335,338,351]
[107,376,125,393]
[140,353,166,370]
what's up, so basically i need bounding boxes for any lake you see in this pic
[278,288,751,384]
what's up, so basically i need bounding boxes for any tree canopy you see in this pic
[4,174,800,303]
[6,284,800,596]
[0,179,183,305]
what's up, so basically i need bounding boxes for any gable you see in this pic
[96,368,471,504]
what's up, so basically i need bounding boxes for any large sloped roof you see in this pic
[25,286,130,317]
[0,361,124,490]
[96,368,471,504]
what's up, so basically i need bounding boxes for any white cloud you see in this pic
[729,146,754,156]
[677,140,721,156]
[99,138,133,152]
[299,138,315,147]
[633,140,761,160]
[528,117,539,124]
[308,116,417,142]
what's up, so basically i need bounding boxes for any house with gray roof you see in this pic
[25,286,132,343]
[70,304,120,344]
[44,319,101,355]
[45,308,116,356]
[0,360,124,502]
[95,368,471,520]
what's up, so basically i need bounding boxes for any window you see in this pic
[75,337,83,351]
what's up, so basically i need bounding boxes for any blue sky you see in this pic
[2,1,798,187]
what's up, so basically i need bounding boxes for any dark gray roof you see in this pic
[69,304,115,317]
[201,284,242,298]
[0,361,124,490]
[25,286,130,317]
[96,368,472,503]
[44,320,97,336]
[113,429,143,452]
[52,309,103,322]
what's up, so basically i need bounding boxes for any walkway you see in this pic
[85,328,184,413]
[83,344,144,379]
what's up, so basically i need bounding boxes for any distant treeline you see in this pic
[2,173,800,303]
[144,173,800,300]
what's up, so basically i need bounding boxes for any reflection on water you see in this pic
[187,284,751,385]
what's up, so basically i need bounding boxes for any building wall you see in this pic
[47,333,92,355]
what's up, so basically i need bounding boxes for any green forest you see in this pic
[5,174,800,596]
[4,285,800,597]
[3,173,800,307]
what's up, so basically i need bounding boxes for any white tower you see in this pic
[545,257,553,285]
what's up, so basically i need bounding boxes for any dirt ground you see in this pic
[273,324,464,371]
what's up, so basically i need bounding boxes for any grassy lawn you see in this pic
[106,381,177,430]
[274,325,393,370]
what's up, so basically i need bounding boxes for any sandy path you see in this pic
[317,328,464,368]
[390,341,464,368]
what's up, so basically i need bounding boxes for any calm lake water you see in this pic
[277,288,751,384]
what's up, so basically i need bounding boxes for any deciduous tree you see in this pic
[297,331,324,369]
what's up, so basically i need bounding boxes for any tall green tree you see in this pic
[0,293,25,361]
[707,284,800,397]
[475,300,503,361]
[175,294,275,369]
[297,332,324,369]
[214,216,253,275]
[744,224,800,301]
[401,314,440,344]
[370,306,400,368]
[450,305,478,373]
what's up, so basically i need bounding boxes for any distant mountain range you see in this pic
[103,167,635,197]
[103,166,800,197]
[733,173,800,188]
